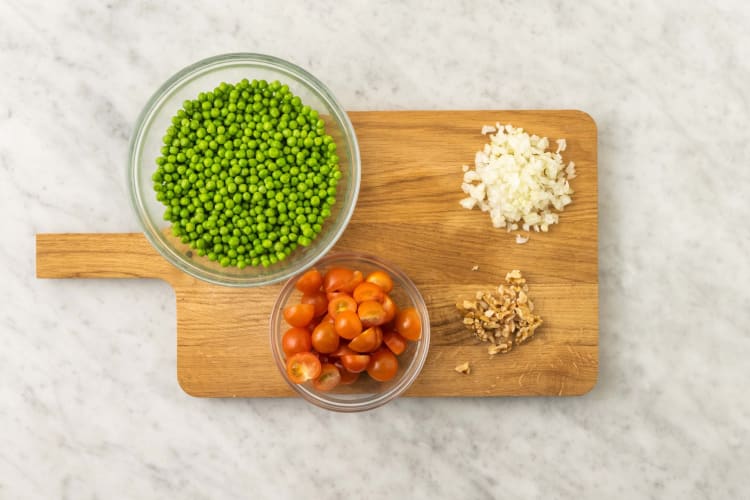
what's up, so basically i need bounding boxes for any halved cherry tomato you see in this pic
[323,267,352,293]
[324,268,363,293]
[338,366,360,385]
[312,363,341,391]
[353,282,384,304]
[365,270,393,293]
[311,322,339,354]
[394,307,422,340]
[331,345,355,358]
[381,294,398,323]
[295,268,323,295]
[286,352,322,383]
[301,291,328,317]
[348,326,383,353]
[334,310,362,340]
[382,330,407,356]
[367,348,398,382]
[345,270,364,293]
[281,327,313,358]
[328,294,358,318]
[341,354,371,373]
[283,303,315,328]
[358,300,387,327]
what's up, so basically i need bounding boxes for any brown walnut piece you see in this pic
[456,270,543,355]
[455,362,471,374]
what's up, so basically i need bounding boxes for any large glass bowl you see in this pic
[129,53,360,287]
[270,252,431,412]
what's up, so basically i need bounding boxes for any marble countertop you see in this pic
[2,1,748,498]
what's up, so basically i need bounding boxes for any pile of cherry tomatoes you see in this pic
[281,266,422,391]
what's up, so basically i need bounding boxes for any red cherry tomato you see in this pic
[328,294,358,318]
[381,294,398,323]
[286,352,322,383]
[323,268,363,293]
[353,282,384,304]
[358,300,387,328]
[382,330,407,356]
[345,270,364,293]
[367,348,398,382]
[311,322,340,354]
[312,363,341,391]
[334,310,363,340]
[338,366,360,385]
[319,313,335,325]
[348,326,383,353]
[295,268,323,295]
[365,270,393,293]
[282,327,313,358]
[394,307,422,340]
[283,303,315,328]
[301,291,328,317]
[331,345,355,358]
[341,354,371,373]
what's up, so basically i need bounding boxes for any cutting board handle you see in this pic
[35,233,181,284]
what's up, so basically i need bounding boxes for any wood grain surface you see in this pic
[36,110,598,397]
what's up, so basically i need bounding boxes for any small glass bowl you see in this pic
[128,53,360,287]
[270,252,431,412]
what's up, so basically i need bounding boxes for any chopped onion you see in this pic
[459,123,575,238]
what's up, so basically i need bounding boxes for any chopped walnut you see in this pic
[455,362,471,374]
[488,343,509,355]
[456,270,543,356]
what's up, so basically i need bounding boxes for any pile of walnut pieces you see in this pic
[456,270,543,355]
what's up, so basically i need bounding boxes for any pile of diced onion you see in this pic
[460,124,576,243]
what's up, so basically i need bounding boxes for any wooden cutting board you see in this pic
[36,110,598,397]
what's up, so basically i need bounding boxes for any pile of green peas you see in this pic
[152,79,342,269]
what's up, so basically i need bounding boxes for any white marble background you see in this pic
[1,0,748,498]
